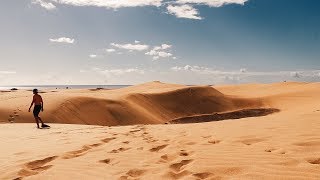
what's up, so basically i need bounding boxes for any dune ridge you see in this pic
[0,82,269,126]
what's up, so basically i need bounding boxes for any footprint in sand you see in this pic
[179,150,193,157]
[8,115,15,123]
[62,145,92,159]
[208,140,221,144]
[265,148,286,154]
[109,147,131,153]
[202,135,212,139]
[265,148,277,153]
[129,129,141,133]
[119,169,147,179]
[126,169,147,178]
[237,138,266,146]
[13,111,20,119]
[63,141,106,159]
[192,172,213,179]
[159,154,177,163]
[89,143,103,148]
[17,156,57,178]
[149,144,168,152]
[101,137,116,143]
[169,159,194,172]
[306,157,320,165]
[159,150,193,164]
[99,158,111,164]
[165,170,191,179]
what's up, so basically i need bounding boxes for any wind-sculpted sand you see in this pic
[0,82,269,125]
[0,81,320,179]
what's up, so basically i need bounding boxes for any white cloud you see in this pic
[32,0,56,10]
[0,71,16,74]
[39,0,162,9]
[167,4,202,20]
[89,54,97,58]
[106,48,116,53]
[145,50,157,56]
[172,56,177,60]
[175,0,248,7]
[111,42,149,51]
[145,43,174,60]
[158,51,172,57]
[161,43,172,49]
[171,65,209,72]
[95,68,145,76]
[134,40,140,44]
[49,37,75,44]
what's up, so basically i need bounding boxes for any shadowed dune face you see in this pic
[170,108,280,124]
[0,82,274,126]
[43,85,269,126]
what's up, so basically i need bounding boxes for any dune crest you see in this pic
[0,83,271,126]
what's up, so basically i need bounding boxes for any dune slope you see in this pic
[0,82,268,126]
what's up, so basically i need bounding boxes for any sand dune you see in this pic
[0,82,267,126]
[1,81,320,179]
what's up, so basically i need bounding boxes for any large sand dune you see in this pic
[0,82,268,126]
[1,81,320,179]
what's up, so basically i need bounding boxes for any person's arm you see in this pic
[41,96,44,111]
[28,96,35,112]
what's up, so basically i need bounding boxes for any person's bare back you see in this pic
[33,94,43,105]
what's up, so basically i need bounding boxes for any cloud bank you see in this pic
[171,65,320,84]
[93,67,145,76]
[111,43,149,51]
[32,0,56,10]
[145,43,175,60]
[49,37,75,44]
[175,0,248,7]
[32,0,248,19]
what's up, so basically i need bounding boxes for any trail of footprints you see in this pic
[15,134,118,179]
[17,156,58,178]
[15,126,320,179]
[8,108,21,123]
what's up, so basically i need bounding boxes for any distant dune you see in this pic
[1,81,320,179]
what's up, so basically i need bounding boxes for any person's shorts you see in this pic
[33,105,42,117]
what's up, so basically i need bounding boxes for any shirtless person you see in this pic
[28,89,49,128]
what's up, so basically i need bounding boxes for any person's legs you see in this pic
[33,105,42,128]
[34,117,40,128]
[38,117,44,125]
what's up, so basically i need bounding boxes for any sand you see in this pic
[0,81,320,179]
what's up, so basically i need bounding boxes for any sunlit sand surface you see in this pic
[1,81,320,179]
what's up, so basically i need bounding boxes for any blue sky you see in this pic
[0,0,319,85]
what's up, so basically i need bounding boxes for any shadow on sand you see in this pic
[170,108,280,124]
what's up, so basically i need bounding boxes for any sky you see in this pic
[0,0,319,85]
